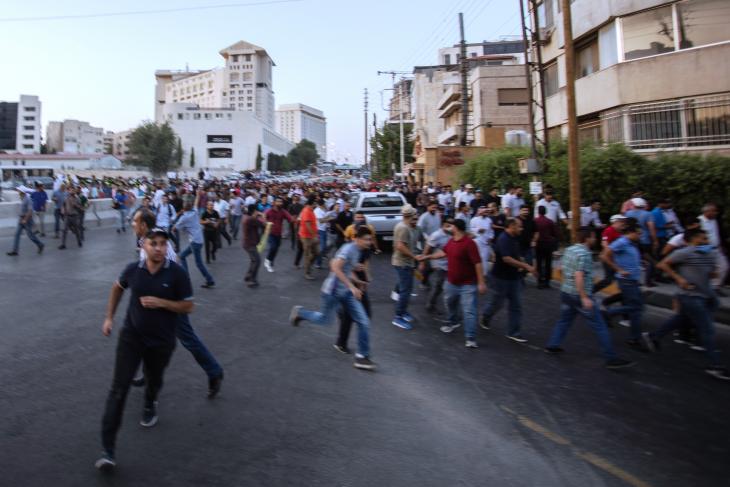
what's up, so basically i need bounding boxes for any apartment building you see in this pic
[531,0,730,153]
[46,119,104,154]
[0,95,42,154]
[275,103,327,160]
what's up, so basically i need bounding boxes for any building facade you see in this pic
[0,153,122,171]
[155,41,276,128]
[46,119,104,154]
[111,130,133,160]
[275,103,327,159]
[160,103,293,172]
[0,95,41,154]
[531,0,730,153]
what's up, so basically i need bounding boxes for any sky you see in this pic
[0,0,521,164]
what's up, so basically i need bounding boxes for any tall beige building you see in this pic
[530,0,730,153]
[46,119,104,154]
[155,40,276,128]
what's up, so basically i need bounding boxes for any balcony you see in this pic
[437,85,461,110]
[437,126,459,145]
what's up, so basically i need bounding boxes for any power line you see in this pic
[465,0,497,30]
[0,0,304,22]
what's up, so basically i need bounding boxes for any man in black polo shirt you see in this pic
[95,229,194,471]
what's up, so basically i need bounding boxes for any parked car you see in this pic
[350,191,407,242]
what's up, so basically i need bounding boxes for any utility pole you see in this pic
[378,70,411,183]
[519,0,537,160]
[459,12,469,146]
[364,88,369,172]
[561,0,580,242]
[529,0,550,158]
[372,112,378,177]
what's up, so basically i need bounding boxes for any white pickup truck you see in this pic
[349,191,407,242]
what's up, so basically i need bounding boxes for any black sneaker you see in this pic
[38,244,44,254]
[140,402,158,428]
[480,315,491,330]
[333,344,351,354]
[208,372,223,399]
[6,251,18,256]
[544,347,565,355]
[289,305,303,326]
[131,373,145,387]
[354,356,376,371]
[94,451,116,471]
[605,358,636,369]
[705,366,730,381]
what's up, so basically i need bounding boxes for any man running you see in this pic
[174,201,216,288]
[7,186,44,256]
[96,228,193,471]
[264,197,294,272]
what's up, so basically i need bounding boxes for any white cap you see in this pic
[610,214,627,223]
[631,197,648,208]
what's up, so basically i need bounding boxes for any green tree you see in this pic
[190,146,196,168]
[287,139,318,171]
[370,122,413,180]
[176,138,183,167]
[126,122,180,175]
[255,144,263,171]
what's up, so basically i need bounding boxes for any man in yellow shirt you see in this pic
[343,211,381,254]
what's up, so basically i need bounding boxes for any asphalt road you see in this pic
[1,226,729,487]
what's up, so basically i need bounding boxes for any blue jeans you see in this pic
[651,294,720,366]
[266,234,282,264]
[546,293,617,360]
[606,279,643,340]
[117,207,128,230]
[298,290,371,357]
[482,277,523,336]
[394,265,414,317]
[230,214,242,239]
[12,219,43,253]
[444,282,478,340]
[316,229,328,266]
[176,313,223,379]
[180,242,215,285]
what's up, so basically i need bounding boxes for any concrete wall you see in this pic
[470,65,530,131]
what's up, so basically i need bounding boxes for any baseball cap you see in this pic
[401,204,417,217]
[631,197,648,208]
[610,214,627,223]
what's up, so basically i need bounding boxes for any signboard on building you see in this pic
[438,148,465,167]
[208,148,232,158]
[529,181,543,195]
[207,135,233,143]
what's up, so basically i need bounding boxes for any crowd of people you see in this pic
[4,172,728,472]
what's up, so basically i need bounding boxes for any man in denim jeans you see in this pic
[544,227,635,369]
[419,219,487,348]
[601,222,646,351]
[643,228,729,381]
[391,204,419,330]
[289,226,376,371]
[480,218,536,343]
[173,201,215,288]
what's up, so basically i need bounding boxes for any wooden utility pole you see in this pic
[364,88,369,171]
[561,0,580,242]
[519,0,537,160]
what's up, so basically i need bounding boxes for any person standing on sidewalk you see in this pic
[289,226,376,371]
[534,205,558,289]
[95,228,194,471]
[601,222,646,351]
[642,228,729,380]
[243,204,267,287]
[264,197,294,273]
[31,182,48,237]
[480,218,537,343]
[544,227,636,369]
[298,196,319,280]
[392,204,419,330]
[7,186,44,256]
[420,218,487,348]
[173,201,215,288]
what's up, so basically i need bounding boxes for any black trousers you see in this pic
[245,247,261,283]
[101,328,174,453]
[536,242,555,284]
[337,292,371,348]
[294,237,304,266]
[204,231,218,263]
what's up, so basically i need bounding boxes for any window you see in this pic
[242,72,253,81]
[540,0,555,29]
[678,0,730,49]
[229,72,240,82]
[208,148,232,158]
[24,106,36,111]
[23,144,33,149]
[23,125,34,130]
[630,103,683,148]
[245,54,251,62]
[575,37,599,78]
[543,62,559,97]
[232,55,239,62]
[361,195,404,209]
[686,98,730,146]
[498,88,529,106]
[193,113,201,120]
[24,116,35,121]
[23,134,34,140]
[622,6,675,61]
[444,54,451,64]
[204,113,212,119]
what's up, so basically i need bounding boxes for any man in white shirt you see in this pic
[470,205,494,275]
[214,194,232,246]
[535,190,567,224]
[437,186,453,217]
[228,191,244,240]
[500,186,515,214]
[456,184,475,209]
[699,203,728,290]
[580,200,603,228]
[505,186,525,218]
[314,200,330,268]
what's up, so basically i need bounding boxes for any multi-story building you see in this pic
[275,103,327,160]
[160,103,293,171]
[438,39,527,66]
[0,95,42,154]
[46,119,104,154]
[530,0,730,153]
[103,131,115,154]
[155,40,276,128]
[111,130,133,160]
[388,79,414,122]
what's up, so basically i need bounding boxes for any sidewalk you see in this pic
[550,252,730,325]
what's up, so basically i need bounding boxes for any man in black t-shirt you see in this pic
[95,229,194,471]
[481,218,537,343]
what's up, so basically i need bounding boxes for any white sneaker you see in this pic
[264,260,274,272]
[440,323,461,334]
[390,291,399,301]
[465,340,478,348]
[618,320,631,328]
